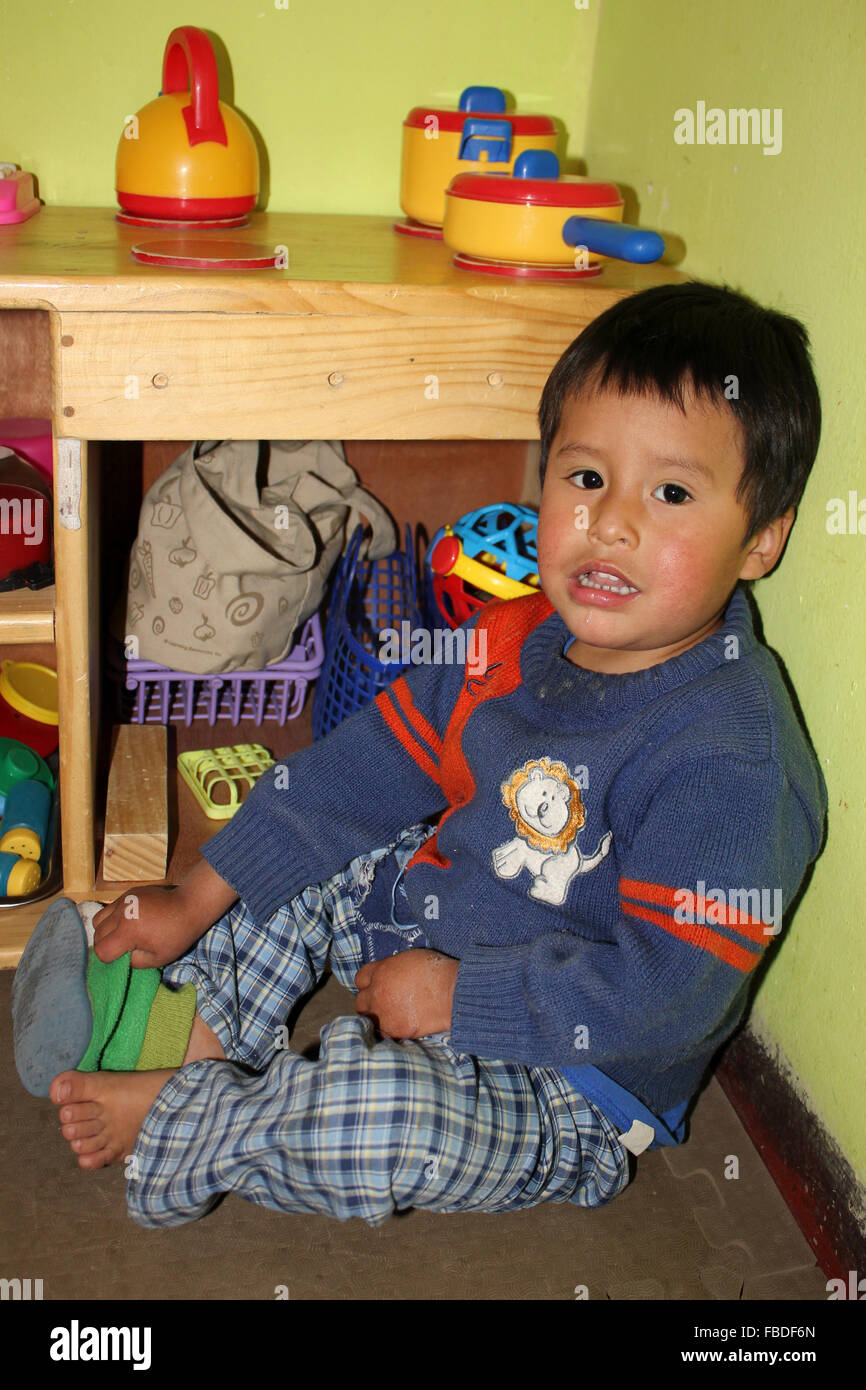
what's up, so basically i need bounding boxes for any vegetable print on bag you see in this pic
[125,440,396,674]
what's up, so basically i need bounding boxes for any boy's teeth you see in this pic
[578,570,637,595]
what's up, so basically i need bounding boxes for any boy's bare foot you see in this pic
[50,1069,174,1170]
[48,1011,225,1170]
[47,1011,225,1173]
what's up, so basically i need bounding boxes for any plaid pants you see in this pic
[126,826,631,1228]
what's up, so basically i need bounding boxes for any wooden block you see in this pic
[102,725,167,882]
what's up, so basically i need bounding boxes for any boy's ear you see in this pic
[739,508,795,580]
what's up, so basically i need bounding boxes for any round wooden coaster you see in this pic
[131,239,284,269]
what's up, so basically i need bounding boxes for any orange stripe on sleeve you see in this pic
[374,686,441,785]
[620,877,770,946]
[620,899,762,973]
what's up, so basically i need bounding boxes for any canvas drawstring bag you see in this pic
[125,439,395,674]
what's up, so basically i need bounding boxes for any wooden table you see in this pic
[0,207,685,961]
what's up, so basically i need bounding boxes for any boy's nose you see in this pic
[586,493,639,546]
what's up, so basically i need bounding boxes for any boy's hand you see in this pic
[354,950,459,1040]
[92,858,239,970]
[92,887,206,970]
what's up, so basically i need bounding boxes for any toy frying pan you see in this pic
[443,150,665,278]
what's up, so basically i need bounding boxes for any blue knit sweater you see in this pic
[202,585,826,1145]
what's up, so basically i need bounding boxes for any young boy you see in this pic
[15,281,827,1228]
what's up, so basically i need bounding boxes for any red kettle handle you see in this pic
[161,26,228,146]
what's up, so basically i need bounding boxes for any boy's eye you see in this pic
[569,469,604,490]
[652,482,692,505]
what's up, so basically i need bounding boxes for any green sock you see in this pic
[77,952,158,1072]
[76,950,195,1074]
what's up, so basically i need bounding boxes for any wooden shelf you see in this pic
[0,207,686,312]
[0,208,687,442]
[0,584,55,643]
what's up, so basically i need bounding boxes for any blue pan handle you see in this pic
[562,216,665,264]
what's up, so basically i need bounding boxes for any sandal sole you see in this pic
[12,898,93,1097]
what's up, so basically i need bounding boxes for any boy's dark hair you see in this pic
[538,282,822,538]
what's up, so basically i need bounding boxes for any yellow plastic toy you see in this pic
[427,503,541,628]
[178,744,275,820]
[0,661,58,726]
[444,171,622,267]
[398,85,557,233]
[443,151,665,277]
[0,852,41,895]
[434,534,538,601]
[116,26,259,225]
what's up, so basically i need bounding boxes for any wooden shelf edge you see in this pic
[0,584,56,643]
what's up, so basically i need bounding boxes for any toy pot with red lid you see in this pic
[398,85,557,236]
[443,149,665,278]
[115,26,259,226]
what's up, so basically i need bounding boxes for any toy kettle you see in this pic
[115,26,259,225]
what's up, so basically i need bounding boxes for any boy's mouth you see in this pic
[572,563,640,597]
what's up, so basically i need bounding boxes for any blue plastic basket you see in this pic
[312,524,423,739]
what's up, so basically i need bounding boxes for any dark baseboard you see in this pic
[716,1025,866,1283]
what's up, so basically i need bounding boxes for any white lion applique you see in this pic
[491,757,611,906]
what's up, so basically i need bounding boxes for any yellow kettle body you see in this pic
[116,26,259,221]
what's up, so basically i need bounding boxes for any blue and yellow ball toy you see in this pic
[427,503,540,629]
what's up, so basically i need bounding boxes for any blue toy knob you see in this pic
[459,86,507,113]
[512,149,560,181]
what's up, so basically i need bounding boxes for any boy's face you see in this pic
[536,383,793,674]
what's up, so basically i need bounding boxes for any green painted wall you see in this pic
[2,0,863,1201]
[583,0,866,1200]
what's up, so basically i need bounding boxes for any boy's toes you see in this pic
[77,1146,115,1171]
[50,1069,96,1106]
[60,1117,103,1142]
[70,1131,112,1156]
[58,1100,101,1126]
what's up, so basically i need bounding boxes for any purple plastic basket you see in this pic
[112,613,324,728]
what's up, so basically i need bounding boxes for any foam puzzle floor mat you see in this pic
[0,969,829,1301]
